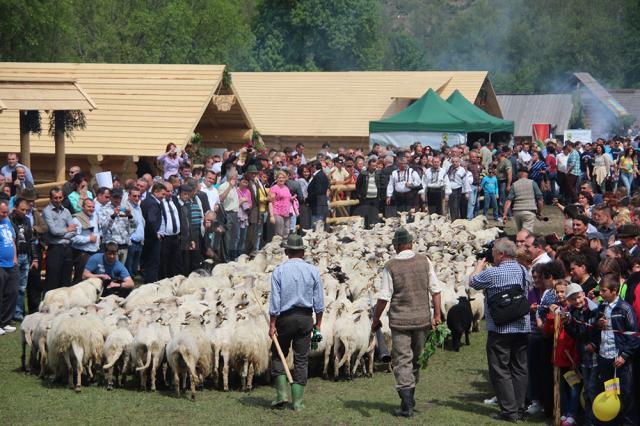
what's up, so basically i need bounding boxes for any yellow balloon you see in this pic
[593,391,621,422]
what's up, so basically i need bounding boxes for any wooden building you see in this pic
[233,71,502,154]
[0,63,254,182]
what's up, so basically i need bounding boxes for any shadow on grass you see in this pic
[238,394,273,409]
[431,397,497,418]
[337,397,397,418]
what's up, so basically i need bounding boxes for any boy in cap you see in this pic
[562,283,598,425]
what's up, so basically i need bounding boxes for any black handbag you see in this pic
[488,267,530,326]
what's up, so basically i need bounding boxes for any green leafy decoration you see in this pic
[20,110,42,135]
[47,110,86,138]
[222,68,232,89]
[418,324,451,370]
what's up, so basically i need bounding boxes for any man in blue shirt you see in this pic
[0,200,18,336]
[82,241,134,298]
[269,234,324,411]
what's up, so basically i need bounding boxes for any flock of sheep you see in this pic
[18,213,499,400]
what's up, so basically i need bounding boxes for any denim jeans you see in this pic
[238,226,248,254]
[597,356,635,425]
[483,193,499,220]
[254,212,267,251]
[466,185,479,220]
[498,181,511,217]
[620,171,633,195]
[559,367,581,418]
[125,242,143,277]
[15,253,29,319]
[581,364,598,425]
[224,211,239,260]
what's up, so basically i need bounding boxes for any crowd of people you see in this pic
[1,134,640,421]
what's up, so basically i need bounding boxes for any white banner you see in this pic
[369,131,466,151]
[564,129,592,144]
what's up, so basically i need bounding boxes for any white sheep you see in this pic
[47,310,105,391]
[166,312,212,399]
[132,319,170,391]
[39,278,103,312]
[229,305,270,391]
[102,317,134,390]
[20,312,44,373]
[333,300,376,379]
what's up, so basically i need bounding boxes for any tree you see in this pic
[253,0,385,71]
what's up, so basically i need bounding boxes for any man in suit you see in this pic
[141,182,166,283]
[307,161,330,228]
[158,182,183,279]
[244,165,261,254]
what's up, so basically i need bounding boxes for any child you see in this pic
[535,280,568,416]
[480,167,499,221]
[590,275,639,425]
[563,283,598,425]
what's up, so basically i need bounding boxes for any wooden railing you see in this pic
[33,180,66,208]
[326,183,361,225]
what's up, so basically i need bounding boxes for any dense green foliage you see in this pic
[1,0,639,93]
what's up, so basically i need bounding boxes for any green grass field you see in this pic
[0,323,548,426]
[0,210,563,425]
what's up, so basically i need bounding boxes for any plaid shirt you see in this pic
[470,259,531,334]
[567,150,581,176]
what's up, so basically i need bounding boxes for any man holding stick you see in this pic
[268,234,324,410]
[371,228,442,418]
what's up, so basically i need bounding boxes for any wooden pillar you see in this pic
[19,111,31,167]
[54,111,66,183]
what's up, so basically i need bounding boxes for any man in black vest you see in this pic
[354,159,381,228]
[306,162,330,228]
[371,228,442,417]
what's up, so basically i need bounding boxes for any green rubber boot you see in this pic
[271,375,289,408]
[291,383,305,411]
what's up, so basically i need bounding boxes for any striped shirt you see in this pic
[470,259,531,334]
[529,160,546,182]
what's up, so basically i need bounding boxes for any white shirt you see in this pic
[556,152,568,173]
[422,167,448,190]
[159,198,180,236]
[201,185,220,211]
[386,168,421,197]
[445,166,467,195]
[532,252,552,267]
[379,250,442,301]
[518,151,532,165]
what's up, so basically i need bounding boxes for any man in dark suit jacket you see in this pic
[354,158,382,228]
[141,182,166,283]
[307,161,330,227]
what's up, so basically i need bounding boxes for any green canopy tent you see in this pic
[446,90,514,133]
[369,88,488,149]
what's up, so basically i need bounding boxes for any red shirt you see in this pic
[546,154,557,174]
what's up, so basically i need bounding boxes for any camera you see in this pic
[476,240,495,264]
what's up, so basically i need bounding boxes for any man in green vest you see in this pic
[371,227,442,417]
[502,167,544,233]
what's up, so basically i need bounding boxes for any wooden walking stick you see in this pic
[553,311,561,426]
[249,287,294,384]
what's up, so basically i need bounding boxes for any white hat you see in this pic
[212,162,222,174]
[565,283,584,299]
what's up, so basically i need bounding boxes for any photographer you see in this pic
[82,241,134,298]
[469,238,531,423]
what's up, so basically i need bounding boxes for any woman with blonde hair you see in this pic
[269,170,293,239]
